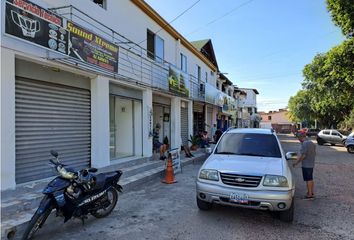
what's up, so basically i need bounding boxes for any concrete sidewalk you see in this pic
[1,150,208,240]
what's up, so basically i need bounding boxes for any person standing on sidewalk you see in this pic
[293,131,317,200]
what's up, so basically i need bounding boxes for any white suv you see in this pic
[196,128,295,222]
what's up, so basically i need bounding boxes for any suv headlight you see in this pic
[263,175,288,187]
[199,169,219,181]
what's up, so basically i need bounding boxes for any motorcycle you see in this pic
[22,150,123,240]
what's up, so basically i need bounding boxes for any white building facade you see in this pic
[236,88,260,128]
[0,0,219,190]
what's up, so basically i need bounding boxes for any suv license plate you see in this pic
[230,192,249,204]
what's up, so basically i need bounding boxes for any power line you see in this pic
[137,0,202,45]
[187,0,256,36]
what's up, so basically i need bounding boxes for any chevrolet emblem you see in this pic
[235,178,245,182]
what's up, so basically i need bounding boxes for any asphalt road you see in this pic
[28,134,354,240]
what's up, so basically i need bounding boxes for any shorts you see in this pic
[302,167,314,181]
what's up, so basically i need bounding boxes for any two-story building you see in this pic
[235,88,260,128]
[1,0,221,190]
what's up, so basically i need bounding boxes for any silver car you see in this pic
[316,129,347,146]
[196,128,295,222]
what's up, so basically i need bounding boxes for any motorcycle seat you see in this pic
[92,173,106,190]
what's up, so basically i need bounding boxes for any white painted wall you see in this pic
[91,75,110,168]
[142,89,153,157]
[170,97,181,149]
[0,48,16,190]
[239,89,258,108]
[134,101,143,156]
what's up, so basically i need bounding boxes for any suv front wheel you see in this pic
[196,197,212,210]
[278,198,294,222]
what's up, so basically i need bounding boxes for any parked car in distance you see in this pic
[345,132,354,154]
[196,128,295,222]
[306,128,320,137]
[317,129,347,146]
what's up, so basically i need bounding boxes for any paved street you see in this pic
[28,134,354,240]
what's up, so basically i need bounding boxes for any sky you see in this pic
[145,0,345,112]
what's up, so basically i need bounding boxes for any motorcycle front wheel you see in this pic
[22,198,53,240]
[91,187,118,218]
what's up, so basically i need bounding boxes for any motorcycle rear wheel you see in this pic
[91,188,118,218]
[22,202,53,240]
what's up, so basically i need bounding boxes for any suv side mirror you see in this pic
[285,152,297,160]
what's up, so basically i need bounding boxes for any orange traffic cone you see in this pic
[162,153,177,184]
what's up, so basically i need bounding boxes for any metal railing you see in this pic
[49,5,171,93]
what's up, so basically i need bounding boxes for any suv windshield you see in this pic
[215,133,281,158]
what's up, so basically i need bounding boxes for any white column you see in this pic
[1,48,16,190]
[142,89,153,157]
[170,97,181,149]
[91,76,110,168]
[188,100,193,146]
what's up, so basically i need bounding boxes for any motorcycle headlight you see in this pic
[199,169,219,181]
[263,175,288,187]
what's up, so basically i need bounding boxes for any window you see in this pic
[196,65,201,82]
[248,107,253,113]
[180,53,187,72]
[268,116,272,121]
[205,72,208,83]
[147,30,164,63]
[323,130,330,135]
[215,133,281,158]
[91,0,107,9]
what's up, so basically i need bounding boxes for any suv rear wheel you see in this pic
[196,197,212,210]
[278,198,294,222]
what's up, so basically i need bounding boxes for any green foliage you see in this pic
[289,38,354,128]
[188,134,200,145]
[327,0,354,37]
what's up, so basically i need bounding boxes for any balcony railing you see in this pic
[49,5,170,92]
[48,5,222,102]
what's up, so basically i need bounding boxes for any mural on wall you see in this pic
[168,66,189,97]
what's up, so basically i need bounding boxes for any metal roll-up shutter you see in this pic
[207,107,213,138]
[15,77,91,183]
[180,106,189,145]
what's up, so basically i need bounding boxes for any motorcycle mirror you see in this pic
[50,150,58,158]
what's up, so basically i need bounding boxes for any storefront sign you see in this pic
[67,21,119,72]
[169,148,181,174]
[5,0,68,54]
[168,66,189,97]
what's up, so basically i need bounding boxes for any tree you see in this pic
[301,38,354,128]
[288,90,315,123]
[327,0,354,37]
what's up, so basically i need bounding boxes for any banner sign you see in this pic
[67,21,119,72]
[4,0,119,73]
[168,66,189,97]
[5,0,68,55]
[168,148,181,174]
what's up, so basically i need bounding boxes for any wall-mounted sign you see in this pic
[4,0,119,73]
[168,66,189,97]
[5,0,68,55]
[67,21,119,73]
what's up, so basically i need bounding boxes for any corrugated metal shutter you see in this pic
[180,106,189,145]
[15,77,91,183]
[207,107,213,138]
